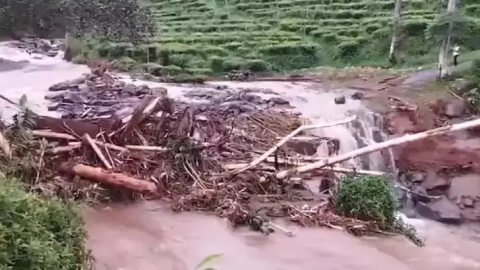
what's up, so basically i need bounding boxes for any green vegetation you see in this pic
[74,0,480,77]
[0,176,90,270]
[0,0,156,43]
[335,175,424,246]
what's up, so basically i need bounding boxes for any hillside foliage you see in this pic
[88,0,480,77]
[0,0,156,43]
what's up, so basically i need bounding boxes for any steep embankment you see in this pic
[85,0,480,77]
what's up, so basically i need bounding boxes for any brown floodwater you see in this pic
[86,201,480,270]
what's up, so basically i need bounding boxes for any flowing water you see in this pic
[2,41,480,270]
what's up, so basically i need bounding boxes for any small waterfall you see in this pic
[311,109,395,172]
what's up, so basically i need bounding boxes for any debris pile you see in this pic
[1,67,449,238]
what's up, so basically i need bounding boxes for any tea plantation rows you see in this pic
[90,0,480,77]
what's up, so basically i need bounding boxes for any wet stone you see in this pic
[47,103,60,111]
[268,97,290,106]
[351,92,365,100]
[406,171,425,183]
[49,82,79,92]
[46,51,58,57]
[62,92,85,104]
[334,96,346,104]
[286,136,321,156]
[416,197,463,224]
[444,100,466,118]
[411,185,429,204]
[421,170,450,192]
[463,197,475,208]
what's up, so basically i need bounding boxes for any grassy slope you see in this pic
[96,0,480,77]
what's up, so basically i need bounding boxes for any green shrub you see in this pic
[244,59,270,72]
[138,62,163,76]
[0,177,90,269]
[209,56,225,73]
[223,58,245,71]
[161,65,183,75]
[335,175,396,228]
[116,57,137,71]
[336,40,361,59]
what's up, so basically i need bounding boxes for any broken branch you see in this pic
[232,116,356,174]
[276,118,480,179]
[82,134,112,170]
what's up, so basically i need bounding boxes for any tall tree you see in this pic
[0,0,156,44]
[389,0,403,65]
[438,0,458,79]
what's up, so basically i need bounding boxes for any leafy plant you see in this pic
[335,175,424,246]
[335,175,396,228]
[0,177,91,269]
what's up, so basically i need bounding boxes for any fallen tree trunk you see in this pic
[225,157,385,176]
[276,118,480,179]
[63,164,159,195]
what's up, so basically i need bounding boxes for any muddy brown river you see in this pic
[2,41,480,270]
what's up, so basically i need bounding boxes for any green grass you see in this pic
[85,0,480,76]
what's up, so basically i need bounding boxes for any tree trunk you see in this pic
[389,0,403,65]
[63,164,159,195]
[438,0,458,79]
[276,117,480,179]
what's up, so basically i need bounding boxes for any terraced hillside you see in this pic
[93,0,480,77]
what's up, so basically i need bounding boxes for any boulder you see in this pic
[334,96,346,104]
[453,78,475,94]
[47,103,60,111]
[421,170,450,192]
[285,136,322,156]
[351,92,365,100]
[62,92,85,104]
[416,197,463,224]
[122,84,140,96]
[411,185,429,204]
[151,87,168,97]
[49,82,79,92]
[405,171,425,183]
[463,197,475,208]
[46,51,58,57]
[444,100,466,118]
[268,97,290,106]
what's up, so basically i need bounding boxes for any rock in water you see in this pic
[46,51,58,57]
[334,96,346,104]
[444,100,466,118]
[285,136,322,156]
[62,92,84,104]
[351,92,365,100]
[416,197,463,224]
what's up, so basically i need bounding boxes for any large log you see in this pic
[63,164,159,195]
[276,118,480,179]
[32,115,120,137]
